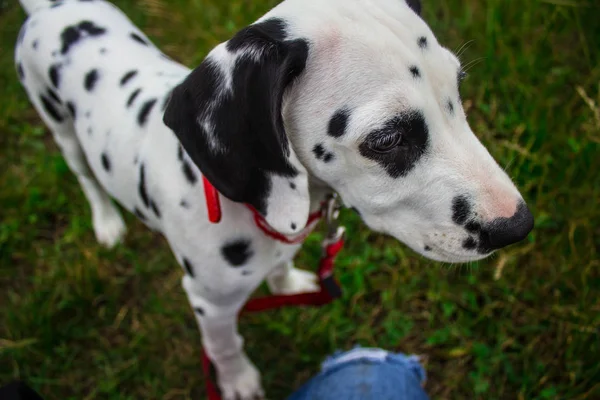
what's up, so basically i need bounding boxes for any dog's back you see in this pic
[15,0,191,237]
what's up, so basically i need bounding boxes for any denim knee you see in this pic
[288,347,429,400]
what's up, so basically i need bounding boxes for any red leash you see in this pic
[200,178,345,400]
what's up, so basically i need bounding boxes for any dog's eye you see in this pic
[368,132,402,153]
[458,70,468,84]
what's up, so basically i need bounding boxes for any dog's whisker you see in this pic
[462,57,486,72]
[454,39,471,56]
[503,156,516,172]
[455,39,475,60]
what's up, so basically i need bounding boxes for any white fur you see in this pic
[15,0,528,398]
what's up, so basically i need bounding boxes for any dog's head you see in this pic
[164,0,533,263]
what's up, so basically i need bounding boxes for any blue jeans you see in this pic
[288,347,429,400]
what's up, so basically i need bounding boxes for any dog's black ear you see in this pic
[164,18,311,234]
[406,0,422,15]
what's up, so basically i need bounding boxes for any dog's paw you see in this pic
[92,207,126,248]
[267,267,320,295]
[218,355,264,400]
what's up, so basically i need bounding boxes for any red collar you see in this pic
[203,176,323,244]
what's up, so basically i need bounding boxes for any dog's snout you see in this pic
[482,202,534,251]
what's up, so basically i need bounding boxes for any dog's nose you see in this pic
[483,202,534,250]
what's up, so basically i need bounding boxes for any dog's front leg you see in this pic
[183,276,263,400]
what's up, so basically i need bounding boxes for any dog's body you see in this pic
[15,0,534,398]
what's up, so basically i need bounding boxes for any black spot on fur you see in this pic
[410,66,421,78]
[328,108,350,138]
[49,64,61,88]
[60,21,106,54]
[182,161,197,185]
[313,144,325,159]
[79,20,106,35]
[99,47,107,54]
[32,40,39,49]
[127,88,141,107]
[359,111,429,178]
[289,182,296,190]
[182,258,195,277]
[138,164,149,207]
[227,18,288,52]
[406,0,422,15]
[194,307,205,316]
[150,200,161,218]
[40,94,64,122]
[291,223,297,230]
[134,207,147,221]
[84,69,99,91]
[418,36,428,49]
[242,270,253,276]
[463,237,477,250]
[221,239,253,267]
[101,152,111,172]
[424,245,432,251]
[180,199,190,209]
[465,221,481,233]
[177,145,184,160]
[47,88,61,104]
[312,143,335,163]
[130,32,148,45]
[120,70,138,86]
[452,196,471,225]
[137,99,157,126]
[17,63,25,80]
[163,19,308,216]
[447,100,455,114]
[138,165,160,218]
[66,102,76,118]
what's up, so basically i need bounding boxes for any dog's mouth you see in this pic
[423,244,493,264]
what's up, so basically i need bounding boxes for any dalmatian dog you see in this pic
[15,0,534,398]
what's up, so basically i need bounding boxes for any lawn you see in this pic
[1,0,599,399]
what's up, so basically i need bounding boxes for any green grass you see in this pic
[1,0,599,399]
